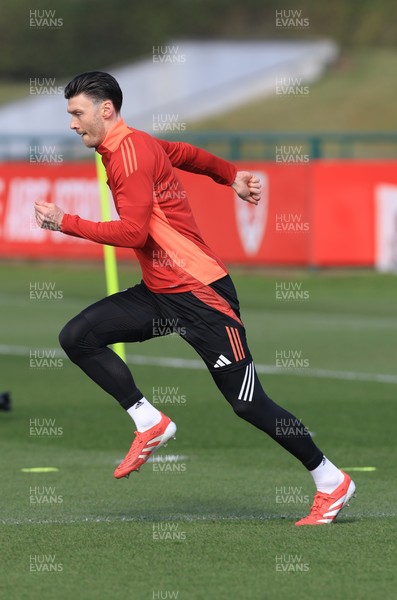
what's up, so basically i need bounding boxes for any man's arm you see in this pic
[157,139,261,205]
[156,139,236,185]
[35,164,153,248]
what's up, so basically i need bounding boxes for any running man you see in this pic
[34,72,355,525]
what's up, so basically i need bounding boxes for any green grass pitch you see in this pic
[0,262,396,599]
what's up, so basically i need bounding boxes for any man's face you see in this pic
[67,93,107,148]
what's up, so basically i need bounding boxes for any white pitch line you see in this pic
[0,515,296,525]
[0,514,294,526]
[147,454,188,463]
[0,511,395,526]
[114,454,188,465]
[0,344,396,384]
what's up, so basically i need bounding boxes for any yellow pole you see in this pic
[95,152,126,362]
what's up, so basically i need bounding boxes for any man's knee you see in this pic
[211,363,273,422]
[231,398,254,420]
[59,313,94,356]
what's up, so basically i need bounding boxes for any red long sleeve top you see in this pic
[61,118,236,293]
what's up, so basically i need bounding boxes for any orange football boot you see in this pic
[295,471,356,526]
[114,412,177,479]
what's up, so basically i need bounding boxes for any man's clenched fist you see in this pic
[34,200,64,231]
[232,171,261,205]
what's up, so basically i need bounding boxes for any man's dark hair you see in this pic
[64,71,123,113]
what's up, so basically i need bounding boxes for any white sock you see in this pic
[309,456,344,494]
[127,397,162,432]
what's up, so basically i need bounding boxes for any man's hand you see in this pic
[232,171,261,205]
[34,200,64,231]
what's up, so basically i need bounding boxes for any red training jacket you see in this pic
[61,118,236,293]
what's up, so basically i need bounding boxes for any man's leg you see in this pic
[210,361,355,525]
[211,364,322,469]
[59,283,177,477]
[156,275,355,524]
[59,285,156,408]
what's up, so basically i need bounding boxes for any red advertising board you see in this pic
[1,160,397,267]
[184,163,310,265]
[310,161,397,266]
